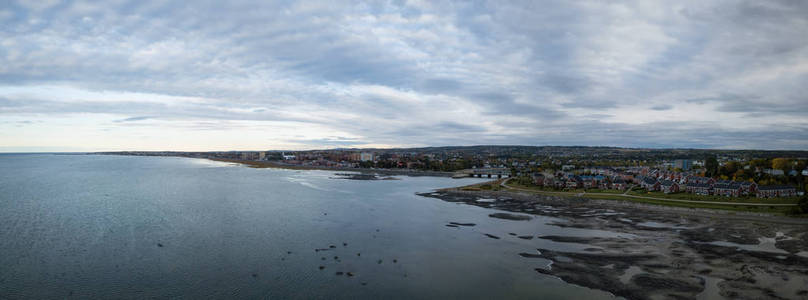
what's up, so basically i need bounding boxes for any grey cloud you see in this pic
[289,136,363,147]
[540,74,591,94]
[388,121,487,139]
[560,98,617,110]
[683,92,808,115]
[434,121,487,132]
[114,116,152,123]
[650,104,673,111]
[418,78,463,94]
[0,96,306,123]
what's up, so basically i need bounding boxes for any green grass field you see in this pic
[506,182,799,215]
[628,188,798,204]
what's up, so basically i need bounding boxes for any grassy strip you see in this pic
[457,179,505,191]
[504,182,798,214]
[627,189,798,204]
[442,180,806,217]
[580,193,792,214]
[508,182,798,205]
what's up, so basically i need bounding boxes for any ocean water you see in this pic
[0,154,617,299]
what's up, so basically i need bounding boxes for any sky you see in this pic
[1,0,807,152]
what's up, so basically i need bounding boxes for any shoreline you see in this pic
[437,183,808,224]
[206,158,457,177]
[443,178,805,217]
[88,153,458,177]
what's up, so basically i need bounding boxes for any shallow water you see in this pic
[0,154,621,299]
[635,221,690,230]
[618,266,644,284]
[696,276,723,300]
[708,238,790,255]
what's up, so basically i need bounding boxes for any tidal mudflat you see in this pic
[419,189,808,299]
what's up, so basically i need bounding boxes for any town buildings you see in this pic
[108,146,805,199]
[659,180,680,194]
[757,186,797,198]
[673,159,691,171]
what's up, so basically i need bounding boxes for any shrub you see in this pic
[786,196,808,215]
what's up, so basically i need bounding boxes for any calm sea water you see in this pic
[0,154,618,299]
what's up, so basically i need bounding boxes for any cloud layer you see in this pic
[1,0,807,151]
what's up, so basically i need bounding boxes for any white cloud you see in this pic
[0,0,806,150]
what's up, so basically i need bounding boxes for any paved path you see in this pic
[500,178,797,207]
[622,184,634,195]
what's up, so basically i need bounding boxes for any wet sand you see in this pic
[418,189,808,300]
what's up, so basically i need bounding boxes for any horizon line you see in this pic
[4,144,808,154]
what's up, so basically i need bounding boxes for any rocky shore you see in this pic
[417,188,808,300]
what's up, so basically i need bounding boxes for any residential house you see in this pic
[532,173,545,186]
[739,181,757,196]
[764,169,785,176]
[611,178,627,190]
[565,175,583,189]
[685,183,712,195]
[640,177,660,191]
[714,182,742,197]
[580,175,598,189]
[543,176,556,188]
[757,186,797,198]
[659,180,680,194]
[686,176,715,185]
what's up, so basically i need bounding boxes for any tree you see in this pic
[732,169,746,181]
[772,158,790,171]
[704,155,719,177]
[798,196,808,214]
[724,161,740,175]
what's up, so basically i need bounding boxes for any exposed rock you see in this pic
[449,222,476,226]
[518,252,542,258]
[484,233,501,239]
[489,212,532,221]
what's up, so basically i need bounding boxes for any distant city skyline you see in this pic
[1,1,807,152]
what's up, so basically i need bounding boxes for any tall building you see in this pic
[673,159,691,171]
[360,152,374,162]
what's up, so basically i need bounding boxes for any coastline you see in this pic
[436,182,808,224]
[446,178,802,216]
[88,153,457,177]
[206,158,457,177]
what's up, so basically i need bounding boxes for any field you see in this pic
[504,181,801,215]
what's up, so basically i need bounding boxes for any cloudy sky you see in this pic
[1,0,807,151]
